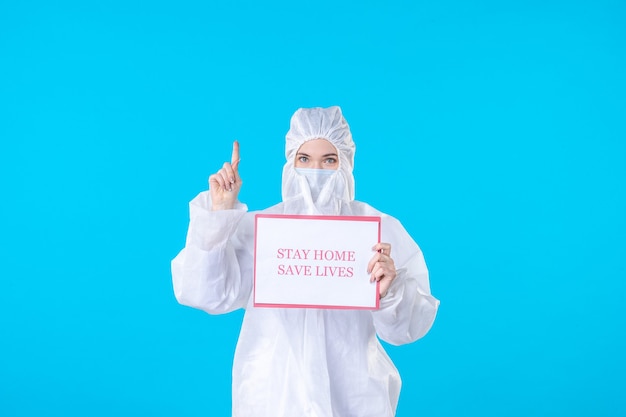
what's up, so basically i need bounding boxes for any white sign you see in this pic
[254,214,381,309]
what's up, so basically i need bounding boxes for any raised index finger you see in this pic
[231,140,240,170]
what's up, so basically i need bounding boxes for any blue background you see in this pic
[1,1,624,416]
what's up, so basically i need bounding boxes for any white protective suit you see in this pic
[171,106,440,417]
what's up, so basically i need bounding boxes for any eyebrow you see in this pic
[296,152,338,157]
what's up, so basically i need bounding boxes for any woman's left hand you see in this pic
[368,243,397,299]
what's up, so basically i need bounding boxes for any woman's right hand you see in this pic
[209,141,242,210]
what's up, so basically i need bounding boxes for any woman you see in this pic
[171,106,439,417]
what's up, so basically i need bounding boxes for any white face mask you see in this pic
[295,168,336,201]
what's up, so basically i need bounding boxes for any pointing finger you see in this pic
[231,140,240,170]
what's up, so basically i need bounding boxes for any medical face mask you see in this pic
[295,168,336,201]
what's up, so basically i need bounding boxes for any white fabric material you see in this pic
[171,106,440,417]
[295,167,335,201]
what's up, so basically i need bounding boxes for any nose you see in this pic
[313,161,324,169]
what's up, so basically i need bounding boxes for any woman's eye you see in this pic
[324,158,337,164]
[298,156,309,163]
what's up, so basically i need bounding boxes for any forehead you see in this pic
[297,138,338,154]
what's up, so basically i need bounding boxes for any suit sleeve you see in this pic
[171,191,253,314]
[371,216,440,345]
